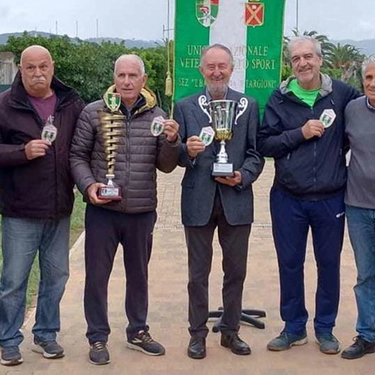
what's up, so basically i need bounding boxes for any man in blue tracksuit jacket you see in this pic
[258,36,359,355]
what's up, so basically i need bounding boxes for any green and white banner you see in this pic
[174,0,285,114]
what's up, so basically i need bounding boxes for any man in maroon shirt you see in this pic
[0,45,84,367]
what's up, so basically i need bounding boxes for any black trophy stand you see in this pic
[208,307,266,332]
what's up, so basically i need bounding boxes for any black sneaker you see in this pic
[341,336,375,360]
[89,342,110,365]
[126,330,165,356]
[32,340,64,359]
[1,346,23,366]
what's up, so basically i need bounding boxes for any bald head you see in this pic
[20,45,52,65]
[19,45,55,98]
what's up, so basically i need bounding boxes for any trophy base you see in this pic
[98,186,122,201]
[212,162,234,177]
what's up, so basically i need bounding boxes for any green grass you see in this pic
[70,191,86,248]
[0,191,86,307]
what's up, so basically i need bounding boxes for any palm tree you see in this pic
[325,43,364,83]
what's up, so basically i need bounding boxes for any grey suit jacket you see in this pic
[174,88,265,226]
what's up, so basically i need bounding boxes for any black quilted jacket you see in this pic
[70,85,180,214]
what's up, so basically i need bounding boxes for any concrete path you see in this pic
[2,160,372,375]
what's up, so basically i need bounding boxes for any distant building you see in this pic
[0,52,17,92]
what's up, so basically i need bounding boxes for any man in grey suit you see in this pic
[173,44,264,359]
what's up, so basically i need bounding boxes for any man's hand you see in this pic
[215,171,242,187]
[186,135,205,158]
[163,119,179,142]
[301,120,325,140]
[25,139,51,160]
[86,183,111,205]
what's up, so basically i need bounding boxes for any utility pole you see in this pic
[296,0,299,33]
[163,0,174,40]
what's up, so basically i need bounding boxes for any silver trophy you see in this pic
[199,95,248,177]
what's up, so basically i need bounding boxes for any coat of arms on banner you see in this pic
[245,1,265,27]
[196,0,219,27]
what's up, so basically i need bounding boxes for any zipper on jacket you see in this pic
[311,104,318,195]
[313,141,317,194]
[124,116,131,204]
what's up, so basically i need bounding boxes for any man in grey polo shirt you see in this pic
[341,55,375,360]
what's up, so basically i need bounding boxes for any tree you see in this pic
[324,43,365,85]
[138,43,174,115]
[0,33,170,108]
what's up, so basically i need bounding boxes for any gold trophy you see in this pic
[199,96,248,177]
[97,92,125,200]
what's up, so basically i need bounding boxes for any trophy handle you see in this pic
[235,97,248,124]
[198,95,212,123]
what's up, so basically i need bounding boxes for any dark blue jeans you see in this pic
[84,204,156,344]
[270,188,345,335]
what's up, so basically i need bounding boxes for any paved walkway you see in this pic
[2,161,373,375]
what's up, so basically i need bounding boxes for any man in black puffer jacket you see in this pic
[258,36,360,355]
[70,54,180,365]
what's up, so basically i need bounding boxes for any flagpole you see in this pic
[296,0,299,33]
[165,0,174,117]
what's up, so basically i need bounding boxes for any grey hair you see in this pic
[114,54,145,75]
[287,36,322,58]
[199,43,234,68]
[362,54,375,78]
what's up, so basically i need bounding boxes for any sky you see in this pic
[0,0,375,42]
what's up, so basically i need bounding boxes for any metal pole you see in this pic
[296,0,299,32]
[167,0,170,40]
